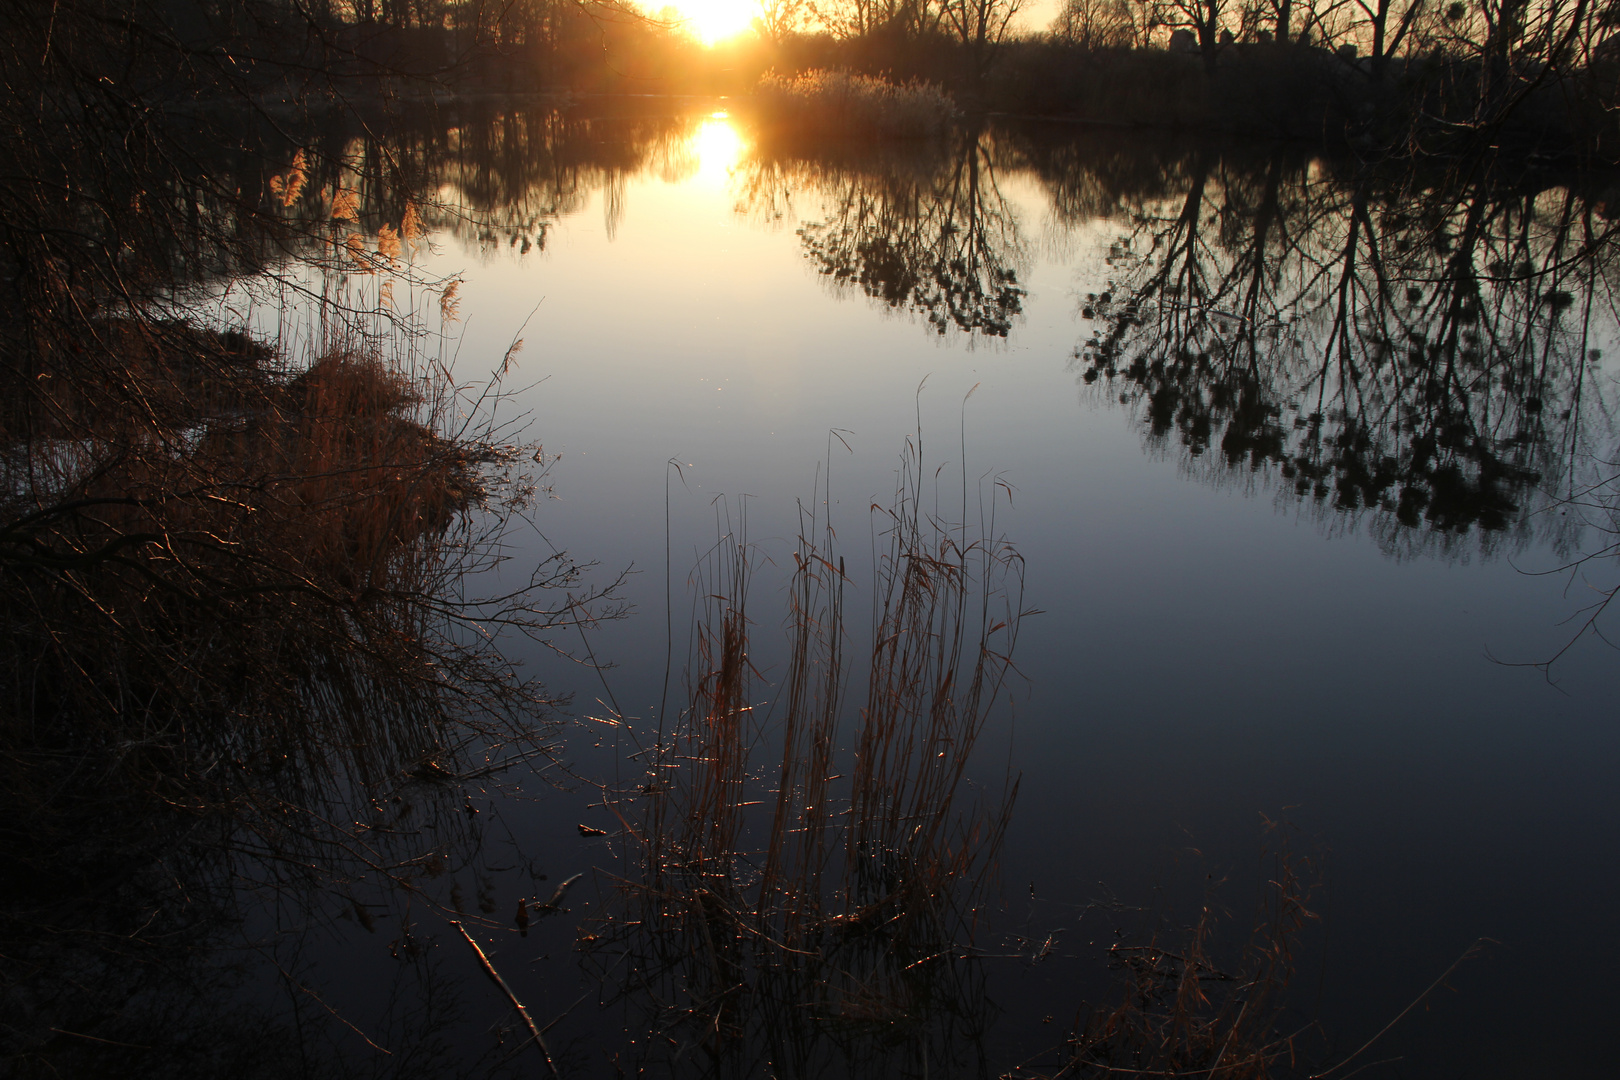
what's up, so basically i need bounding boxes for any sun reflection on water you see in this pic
[693,114,745,183]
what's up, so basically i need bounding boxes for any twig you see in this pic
[539,872,584,913]
[47,1027,152,1050]
[268,956,392,1056]
[1309,938,1491,1079]
[451,920,559,1076]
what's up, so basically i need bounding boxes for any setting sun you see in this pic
[663,0,756,44]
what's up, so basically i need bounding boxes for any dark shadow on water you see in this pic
[0,315,612,1074]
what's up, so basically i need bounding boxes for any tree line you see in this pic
[12,0,1620,154]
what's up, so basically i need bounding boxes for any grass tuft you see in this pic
[590,430,1027,1076]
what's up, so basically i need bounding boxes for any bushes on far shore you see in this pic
[990,41,1347,134]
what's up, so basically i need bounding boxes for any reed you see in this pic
[754,69,960,142]
[590,433,1028,1076]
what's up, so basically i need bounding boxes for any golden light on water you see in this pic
[667,0,755,43]
[693,114,745,182]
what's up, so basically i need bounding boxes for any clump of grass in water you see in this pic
[1023,833,1322,1080]
[1009,824,1490,1080]
[589,432,1029,1077]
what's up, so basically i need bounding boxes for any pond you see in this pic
[72,102,1620,1076]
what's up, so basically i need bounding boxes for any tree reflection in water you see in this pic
[249,108,1620,563]
[768,127,1029,338]
[731,121,1620,558]
[1039,139,1620,558]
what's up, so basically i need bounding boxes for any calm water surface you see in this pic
[237,105,1620,1076]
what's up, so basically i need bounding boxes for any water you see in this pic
[205,104,1620,1076]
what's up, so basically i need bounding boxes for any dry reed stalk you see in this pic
[0,22,630,1065]
[590,432,1028,1077]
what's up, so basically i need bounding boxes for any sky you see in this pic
[659,0,1061,44]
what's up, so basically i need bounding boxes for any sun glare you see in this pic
[694,114,745,181]
[671,0,755,44]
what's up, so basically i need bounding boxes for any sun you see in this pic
[667,0,756,44]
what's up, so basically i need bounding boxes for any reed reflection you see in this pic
[241,104,701,262]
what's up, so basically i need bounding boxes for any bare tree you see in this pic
[818,0,948,39]
[1052,0,1144,46]
[1351,0,1425,78]
[1160,0,1230,71]
[756,0,816,40]
[941,0,1025,74]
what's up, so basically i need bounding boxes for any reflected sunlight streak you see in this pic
[694,115,745,183]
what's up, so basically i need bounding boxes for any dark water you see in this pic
[20,102,1620,1076]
